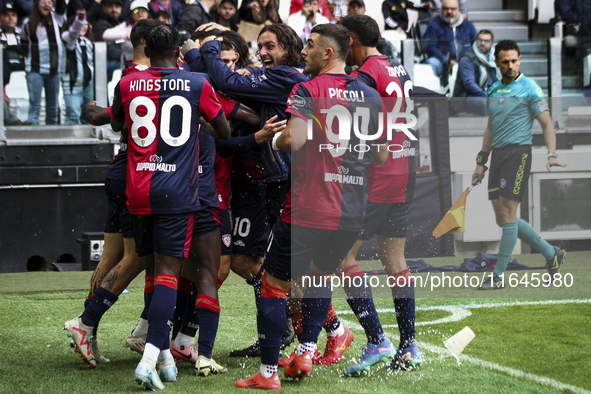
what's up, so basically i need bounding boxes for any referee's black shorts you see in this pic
[488,144,532,202]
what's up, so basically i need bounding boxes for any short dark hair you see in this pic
[494,39,520,59]
[154,9,171,22]
[477,29,494,41]
[218,30,250,67]
[144,24,180,58]
[130,19,161,48]
[258,23,303,67]
[340,14,379,48]
[190,28,220,42]
[218,0,236,8]
[311,23,350,61]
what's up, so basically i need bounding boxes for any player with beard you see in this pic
[184,23,309,357]
[235,23,387,390]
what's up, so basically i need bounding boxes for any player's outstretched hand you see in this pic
[546,157,567,171]
[181,39,197,56]
[255,115,287,144]
[472,164,486,185]
[197,22,230,32]
[201,35,223,46]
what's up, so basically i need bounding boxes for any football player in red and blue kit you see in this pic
[186,24,307,357]
[63,19,158,369]
[235,23,388,390]
[338,14,422,375]
[110,24,230,391]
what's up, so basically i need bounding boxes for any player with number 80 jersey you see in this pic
[110,68,224,215]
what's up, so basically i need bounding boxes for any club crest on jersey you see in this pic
[222,234,231,247]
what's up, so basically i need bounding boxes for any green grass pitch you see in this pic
[0,252,589,394]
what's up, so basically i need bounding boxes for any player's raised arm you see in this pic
[199,116,231,140]
[232,104,260,127]
[82,101,113,126]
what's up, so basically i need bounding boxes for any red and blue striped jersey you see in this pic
[283,73,385,231]
[110,67,223,215]
[352,55,416,204]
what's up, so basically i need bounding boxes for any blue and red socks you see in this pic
[246,268,263,308]
[300,274,332,345]
[391,269,416,349]
[172,276,195,340]
[146,274,177,351]
[81,287,118,328]
[324,303,341,335]
[195,294,220,358]
[258,275,287,366]
[339,265,385,345]
[140,275,155,321]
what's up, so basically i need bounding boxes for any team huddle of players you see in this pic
[64,15,421,391]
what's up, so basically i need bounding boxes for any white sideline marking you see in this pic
[337,298,591,394]
[337,298,591,328]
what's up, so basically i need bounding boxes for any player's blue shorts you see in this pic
[265,180,287,229]
[103,178,133,238]
[193,206,220,238]
[214,208,232,256]
[359,201,412,240]
[231,179,267,258]
[131,212,194,258]
[264,219,359,282]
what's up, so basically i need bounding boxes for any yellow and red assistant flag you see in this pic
[432,187,471,238]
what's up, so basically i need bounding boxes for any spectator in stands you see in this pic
[154,9,170,24]
[66,0,101,25]
[557,0,591,34]
[147,0,180,27]
[177,0,214,41]
[290,0,332,21]
[93,0,123,81]
[287,0,330,44]
[102,0,149,65]
[383,0,429,33]
[210,0,239,31]
[451,29,499,115]
[342,0,400,63]
[417,0,467,37]
[1,1,28,125]
[347,0,365,15]
[12,0,34,26]
[61,10,94,124]
[21,0,67,125]
[239,0,281,25]
[423,0,476,77]
[327,0,346,22]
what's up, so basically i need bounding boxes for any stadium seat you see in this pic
[413,63,445,93]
